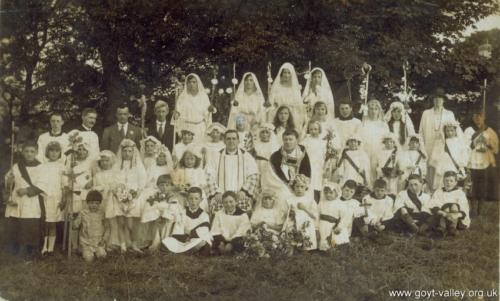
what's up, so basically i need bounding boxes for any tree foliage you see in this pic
[0,0,498,127]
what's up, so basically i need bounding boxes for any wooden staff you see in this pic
[172,78,182,146]
[265,62,272,108]
[482,78,487,116]
[231,63,238,106]
[62,151,76,258]
[209,68,218,123]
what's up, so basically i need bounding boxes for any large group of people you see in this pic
[2,62,498,262]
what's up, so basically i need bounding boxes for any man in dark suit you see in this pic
[146,100,174,150]
[101,104,142,153]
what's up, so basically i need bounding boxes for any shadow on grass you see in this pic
[0,202,498,301]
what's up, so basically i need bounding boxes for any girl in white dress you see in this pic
[171,145,215,213]
[318,182,342,250]
[40,142,65,255]
[113,139,147,252]
[356,99,390,183]
[384,101,415,150]
[268,63,305,128]
[173,74,215,143]
[287,174,318,250]
[203,122,226,167]
[92,150,120,249]
[273,106,296,146]
[301,121,327,202]
[251,190,287,233]
[430,121,470,191]
[227,72,266,130]
[141,136,174,188]
[302,67,335,121]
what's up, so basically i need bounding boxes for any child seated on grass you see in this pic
[211,191,251,255]
[426,171,470,236]
[354,179,395,244]
[140,174,183,252]
[73,190,109,262]
[250,190,287,233]
[394,174,433,234]
[322,180,366,247]
[164,187,213,255]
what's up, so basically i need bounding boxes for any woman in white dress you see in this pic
[227,72,266,130]
[384,101,415,150]
[356,99,390,183]
[302,67,335,121]
[173,74,215,144]
[268,63,305,128]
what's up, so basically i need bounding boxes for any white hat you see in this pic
[206,122,226,135]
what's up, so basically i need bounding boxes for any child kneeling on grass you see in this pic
[73,190,109,262]
[163,186,213,255]
[424,171,470,236]
[211,191,251,255]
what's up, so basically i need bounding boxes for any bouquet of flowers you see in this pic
[146,191,169,206]
[114,183,137,214]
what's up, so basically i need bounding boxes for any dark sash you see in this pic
[338,150,367,185]
[382,148,397,170]
[407,190,422,211]
[320,214,339,224]
[444,143,463,176]
[17,160,46,222]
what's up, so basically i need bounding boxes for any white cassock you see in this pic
[374,149,399,195]
[173,74,212,144]
[396,150,427,191]
[319,199,367,249]
[37,132,69,163]
[430,187,470,228]
[333,117,361,148]
[211,209,251,241]
[113,161,147,218]
[302,136,327,191]
[286,194,318,250]
[356,120,390,181]
[394,190,435,215]
[418,108,457,158]
[209,148,259,194]
[362,194,395,226]
[336,149,371,187]
[164,207,213,253]
[4,163,46,219]
[39,161,65,222]
[430,137,470,190]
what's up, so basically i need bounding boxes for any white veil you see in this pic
[228,72,266,129]
[270,62,302,105]
[302,67,335,118]
[178,73,209,101]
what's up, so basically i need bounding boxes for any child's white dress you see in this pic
[287,194,318,250]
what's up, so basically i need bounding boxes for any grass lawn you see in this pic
[0,202,498,301]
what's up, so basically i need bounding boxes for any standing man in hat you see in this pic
[418,88,458,189]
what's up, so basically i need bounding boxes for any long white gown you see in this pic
[268,63,306,128]
[173,74,212,143]
[301,135,327,191]
[302,67,335,121]
[286,194,318,250]
[227,72,266,129]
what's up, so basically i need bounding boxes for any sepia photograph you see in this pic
[0,0,499,300]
